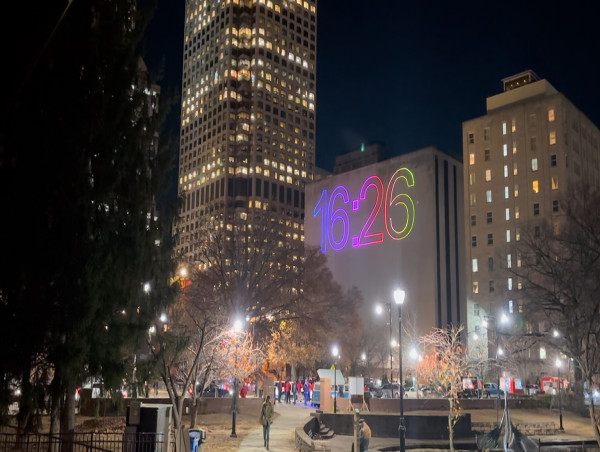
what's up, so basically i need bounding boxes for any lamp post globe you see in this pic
[230,318,244,437]
[556,358,564,431]
[332,345,339,414]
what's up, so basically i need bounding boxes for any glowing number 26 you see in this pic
[313,167,415,252]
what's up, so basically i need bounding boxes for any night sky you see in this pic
[142,1,600,172]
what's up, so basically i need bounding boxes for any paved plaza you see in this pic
[237,401,597,451]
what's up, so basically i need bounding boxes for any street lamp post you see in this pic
[231,319,243,438]
[376,302,393,382]
[332,345,339,413]
[556,358,564,432]
[393,288,406,452]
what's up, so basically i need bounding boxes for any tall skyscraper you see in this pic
[177,0,317,262]
[462,70,600,380]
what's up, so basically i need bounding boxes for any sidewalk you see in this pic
[238,401,315,451]
[238,404,597,451]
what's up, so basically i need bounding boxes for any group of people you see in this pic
[275,378,315,405]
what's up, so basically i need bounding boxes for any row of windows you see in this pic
[468,132,557,165]
[467,109,556,145]
[469,179,559,207]
[472,278,521,294]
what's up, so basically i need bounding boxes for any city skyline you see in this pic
[143,1,600,172]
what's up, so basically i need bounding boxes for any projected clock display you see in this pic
[312,167,415,252]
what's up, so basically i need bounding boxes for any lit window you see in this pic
[486,190,492,203]
[472,259,478,272]
[507,254,512,268]
[540,347,546,360]
[549,131,556,145]
[470,153,475,165]
[504,186,509,199]
[548,108,555,122]
[485,169,491,181]
[469,173,476,185]
[508,278,513,290]
[473,282,479,294]
[512,141,517,154]
[515,206,519,219]
[516,228,521,241]
[531,158,538,171]
[532,180,539,193]
[504,165,508,178]
[514,184,519,198]
[517,253,521,267]
[502,121,507,135]
[503,144,508,156]
[551,176,558,190]
[505,208,510,220]
[511,119,516,132]
[470,193,476,206]
[506,229,511,242]
[513,163,518,176]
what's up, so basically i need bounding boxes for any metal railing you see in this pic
[0,428,167,452]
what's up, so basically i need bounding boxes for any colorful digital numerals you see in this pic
[313,167,415,252]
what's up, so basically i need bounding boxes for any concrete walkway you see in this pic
[238,401,315,451]
[238,404,598,451]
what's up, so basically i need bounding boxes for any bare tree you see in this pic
[509,183,600,445]
[418,324,470,452]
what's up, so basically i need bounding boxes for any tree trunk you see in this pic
[60,383,76,452]
[49,384,61,452]
[448,398,455,452]
[189,398,199,428]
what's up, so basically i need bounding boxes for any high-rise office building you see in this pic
[177,0,317,262]
[462,70,600,381]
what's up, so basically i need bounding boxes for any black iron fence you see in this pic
[0,428,168,452]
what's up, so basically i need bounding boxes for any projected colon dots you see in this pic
[312,167,415,252]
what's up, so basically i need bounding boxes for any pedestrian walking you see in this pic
[260,395,274,450]
[359,418,371,452]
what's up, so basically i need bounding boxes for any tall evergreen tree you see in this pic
[0,0,177,433]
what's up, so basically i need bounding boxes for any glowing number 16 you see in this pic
[313,167,415,252]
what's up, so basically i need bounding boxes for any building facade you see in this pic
[462,70,600,384]
[305,147,466,341]
[177,0,317,261]
[333,142,388,175]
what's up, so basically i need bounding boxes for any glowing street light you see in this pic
[230,318,244,437]
[332,345,339,414]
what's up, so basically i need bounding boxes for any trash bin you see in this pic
[189,428,205,452]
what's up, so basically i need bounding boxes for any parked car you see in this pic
[525,384,539,395]
[458,387,480,399]
[483,382,504,398]
[380,383,402,398]
[200,382,229,398]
